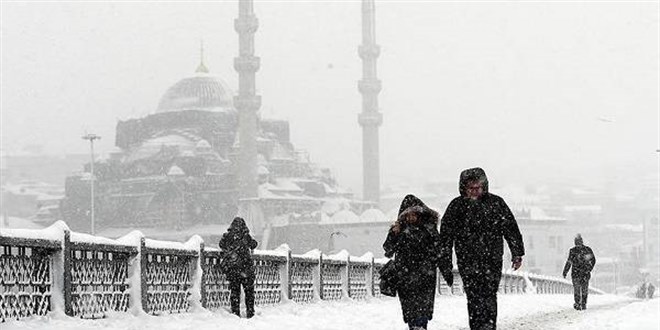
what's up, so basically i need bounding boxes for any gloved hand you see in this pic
[512,256,523,270]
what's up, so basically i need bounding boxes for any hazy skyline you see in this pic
[1,1,658,196]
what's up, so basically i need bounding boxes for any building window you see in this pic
[549,236,556,249]
[528,236,534,249]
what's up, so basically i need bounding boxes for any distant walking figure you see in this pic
[647,282,656,299]
[218,217,259,318]
[439,168,525,330]
[563,234,596,310]
[383,195,442,330]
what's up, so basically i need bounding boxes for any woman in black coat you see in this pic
[383,195,442,330]
[218,217,259,318]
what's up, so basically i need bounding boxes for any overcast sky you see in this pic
[1,1,658,196]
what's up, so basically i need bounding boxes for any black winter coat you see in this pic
[218,217,259,279]
[383,195,442,324]
[563,245,596,279]
[438,168,525,285]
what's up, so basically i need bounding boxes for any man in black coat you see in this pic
[219,217,259,318]
[563,233,596,310]
[439,168,525,330]
[383,195,442,330]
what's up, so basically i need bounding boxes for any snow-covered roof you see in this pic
[271,178,304,192]
[258,185,317,201]
[126,134,197,161]
[323,210,360,224]
[359,208,388,223]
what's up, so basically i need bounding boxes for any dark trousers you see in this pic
[229,275,255,317]
[463,274,500,330]
[572,276,589,309]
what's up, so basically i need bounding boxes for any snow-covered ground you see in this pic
[3,295,657,330]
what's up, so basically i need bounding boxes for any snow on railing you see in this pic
[0,222,601,322]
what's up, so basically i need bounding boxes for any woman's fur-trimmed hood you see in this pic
[396,194,439,227]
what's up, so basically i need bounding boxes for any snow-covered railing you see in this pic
[0,222,603,322]
[140,237,198,315]
[67,231,137,318]
[0,235,59,322]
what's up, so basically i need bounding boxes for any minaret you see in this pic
[358,0,382,204]
[235,0,261,199]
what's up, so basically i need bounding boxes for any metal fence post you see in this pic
[343,256,350,299]
[140,237,148,313]
[313,254,322,301]
[199,242,207,309]
[63,230,72,317]
[367,257,374,297]
[279,249,291,301]
[319,254,325,300]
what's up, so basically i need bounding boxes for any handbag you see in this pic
[378,259,399,297]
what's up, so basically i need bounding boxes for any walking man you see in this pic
[439,168,525,330]
[563,233,596,310]
[219,217,259,318]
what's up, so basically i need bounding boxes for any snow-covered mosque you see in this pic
[60,1,389,253]
[59,58,380,243]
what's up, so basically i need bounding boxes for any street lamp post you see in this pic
[82,133,101,235]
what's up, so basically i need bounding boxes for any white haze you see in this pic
[1,1,658,196]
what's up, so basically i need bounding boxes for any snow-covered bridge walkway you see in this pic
[4,295,657,330]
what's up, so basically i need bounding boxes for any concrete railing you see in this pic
[0,221,602,322]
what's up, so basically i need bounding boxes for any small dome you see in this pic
[167,165,185,176]
[195,139,212,151]
[156,70,234,113]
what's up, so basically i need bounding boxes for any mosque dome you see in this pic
[156,64,234,113]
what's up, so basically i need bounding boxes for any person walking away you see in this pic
[647,282,656,299]
[383,194,442,330]
[219,217,259,318]
[438,168,525,330]
[562,233,596,310]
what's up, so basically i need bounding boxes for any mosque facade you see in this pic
[60,0,381,244]
[60,62,373,240]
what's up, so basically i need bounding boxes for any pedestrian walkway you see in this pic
[3,294,650,330]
